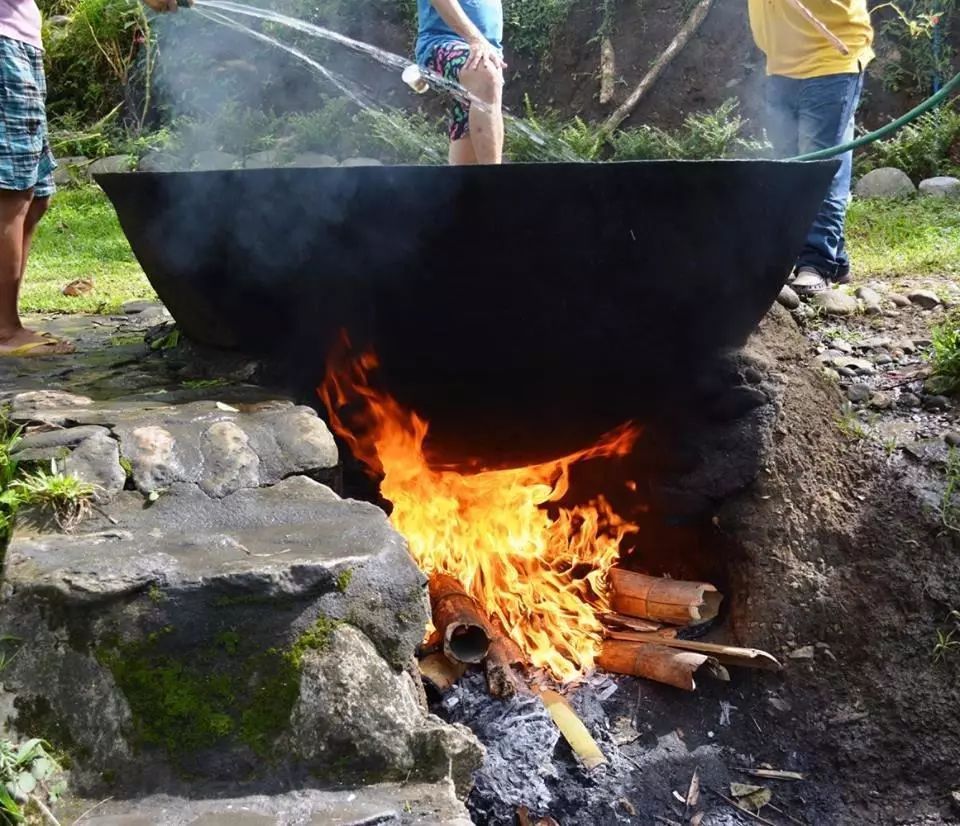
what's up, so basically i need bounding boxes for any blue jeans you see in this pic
[765,71,864,281]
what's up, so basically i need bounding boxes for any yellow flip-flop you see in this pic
[0,338,76,357]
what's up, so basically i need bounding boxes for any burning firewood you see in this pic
[539,689,608,770]
[419,652,467,692]
[604,630,782,672]
[598,640,729,691]
[608,569,722,626]
[429,573,493,664]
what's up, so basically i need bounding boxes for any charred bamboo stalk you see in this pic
[429,573,493,664]
[603,629,782,672]
[598,640,729,691]
[484,622,526,699]
[608,569,722,626]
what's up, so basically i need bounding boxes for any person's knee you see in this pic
[461,63,503,107]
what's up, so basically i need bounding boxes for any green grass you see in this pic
[846,197,960,280]
[24,186,155,315]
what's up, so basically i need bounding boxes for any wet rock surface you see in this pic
[56,781,472,825]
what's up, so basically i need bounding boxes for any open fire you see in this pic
[319,338,642,683]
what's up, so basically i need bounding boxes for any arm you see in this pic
[428,0,505,69]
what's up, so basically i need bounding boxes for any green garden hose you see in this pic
[790,69,960,161]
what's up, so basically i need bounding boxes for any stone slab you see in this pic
[66,782,471,825]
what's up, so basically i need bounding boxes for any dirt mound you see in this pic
[719,305,960,822]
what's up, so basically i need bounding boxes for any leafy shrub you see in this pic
[856,101,960,181]
[875,0,957,97]
[930,307,960,394]
[610,99,770,160]
[42,0,153,128]
[503,0,576,58]
[357,109,447,164]
[505,98,606,161]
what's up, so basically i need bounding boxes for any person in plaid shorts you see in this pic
[416,0,505,165]
[0,0,179,356]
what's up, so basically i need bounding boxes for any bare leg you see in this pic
[449,137,478,165]
[0,189,34,346]
[21,195,49,279]
[0,191,62,353]
[459,60,504,165]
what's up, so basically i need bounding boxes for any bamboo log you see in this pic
[599,37,616,105]
[608,569,722,626]
[603,0,714,133]
[598,640,729,691]
[603,629,782,672]
[428,573,492,664]
[419,652,467,692]
[601,611,667,633]
[540,689,608,769]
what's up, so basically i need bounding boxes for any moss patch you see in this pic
[97,616,342,761]
[335,568,353,593]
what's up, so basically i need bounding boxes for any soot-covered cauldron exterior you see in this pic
[97,160,836,460]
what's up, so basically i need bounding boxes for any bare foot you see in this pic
[0,327,74,356]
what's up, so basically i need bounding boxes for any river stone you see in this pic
[810,290,859,316]
[243,150,280,169]
[854,168,916,199]
[290,152,338,167]
[341,157,384,167]
[287,626,483,794]
[918,176,960,199]
[193,151,238,171]
[89,155,134,175]
[0,476,437,791]
[846,383,871,403]
[52,156,91,186]
[64,430,126,503]
[908,290,941,309]
[62,782,472,825]
[6,390,93,421]
[889,293,911,308]
[856,286,884,315]
[109,401,338,496]
[777,285,800,310]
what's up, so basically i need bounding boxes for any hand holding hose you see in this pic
[143,0,191,12]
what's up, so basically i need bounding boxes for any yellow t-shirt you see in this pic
[748,0,875,79]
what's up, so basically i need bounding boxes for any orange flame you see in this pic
[319,341,642,683]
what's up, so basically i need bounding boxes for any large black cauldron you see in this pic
[97,161,836,461]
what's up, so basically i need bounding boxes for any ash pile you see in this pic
[434,672,634,825]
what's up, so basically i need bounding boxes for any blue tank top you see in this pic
[415,0,503,66]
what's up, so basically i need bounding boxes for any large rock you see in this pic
[918,176,960,199]
[810,289,859,316]
[854,167,916,199]
[138,152,179,173]
[0,475,459,793]
[89,155,134,175]
[287,626,483,793]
